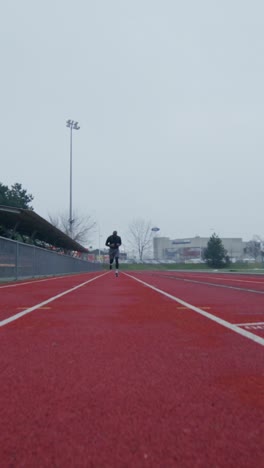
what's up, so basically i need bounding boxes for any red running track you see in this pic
[0,271,263,467]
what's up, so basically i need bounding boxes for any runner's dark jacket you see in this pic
[105,235,122,249]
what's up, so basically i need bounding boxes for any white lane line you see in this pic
[0,277,62,288]
[0,272,102,289]
[0,272,107,328]
[175,274,264,285]
[125,273,264,347]
[235,322,264,327]
[161,274,264,295]
[244,325,264,330]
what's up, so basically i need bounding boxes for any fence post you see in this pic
[33,245,36,278]
[15,241,19,280]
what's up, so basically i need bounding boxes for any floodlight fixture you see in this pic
[66,119,80,237]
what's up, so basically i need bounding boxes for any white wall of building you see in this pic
[153,236,246,261]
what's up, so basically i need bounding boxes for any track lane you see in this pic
[0,272,105,323]
[153,270,264,293]
[132,271,264,333]
[125,273,264,346]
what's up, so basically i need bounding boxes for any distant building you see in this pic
[153,236,246,262]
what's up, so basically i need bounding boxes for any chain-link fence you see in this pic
[0,236,103,281]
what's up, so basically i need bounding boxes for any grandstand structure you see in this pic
[0,205,88,253]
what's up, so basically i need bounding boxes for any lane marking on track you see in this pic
[125,273,264,347]
[244,325,264,330]
[236,322,264,330]
[17,307,51,310]
[154,273,264,295]
[0,272,103,289]
[177,306,211,310]
[0,276,67,289]
[0,272,107,328]
[173,274,264,285]
[235,321,264,327]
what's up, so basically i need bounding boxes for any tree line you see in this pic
[0,182,33,209]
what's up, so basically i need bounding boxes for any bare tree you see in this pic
[245,235,262,261]
[127,218,153,261]
[49,211,96,245]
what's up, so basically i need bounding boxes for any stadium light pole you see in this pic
[66,119,80,237]
[151,227,160,259]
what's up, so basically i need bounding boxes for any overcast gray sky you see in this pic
[1,0,264,247]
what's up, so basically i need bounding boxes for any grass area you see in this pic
[119,263,209,271]
[115,262,264,273]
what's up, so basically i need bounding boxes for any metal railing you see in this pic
[0,236,103,281]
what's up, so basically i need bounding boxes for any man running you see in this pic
[105,230,122,276]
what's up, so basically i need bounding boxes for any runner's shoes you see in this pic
[115,270,119,277]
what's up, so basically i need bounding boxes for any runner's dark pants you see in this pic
[109,248,119,269]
